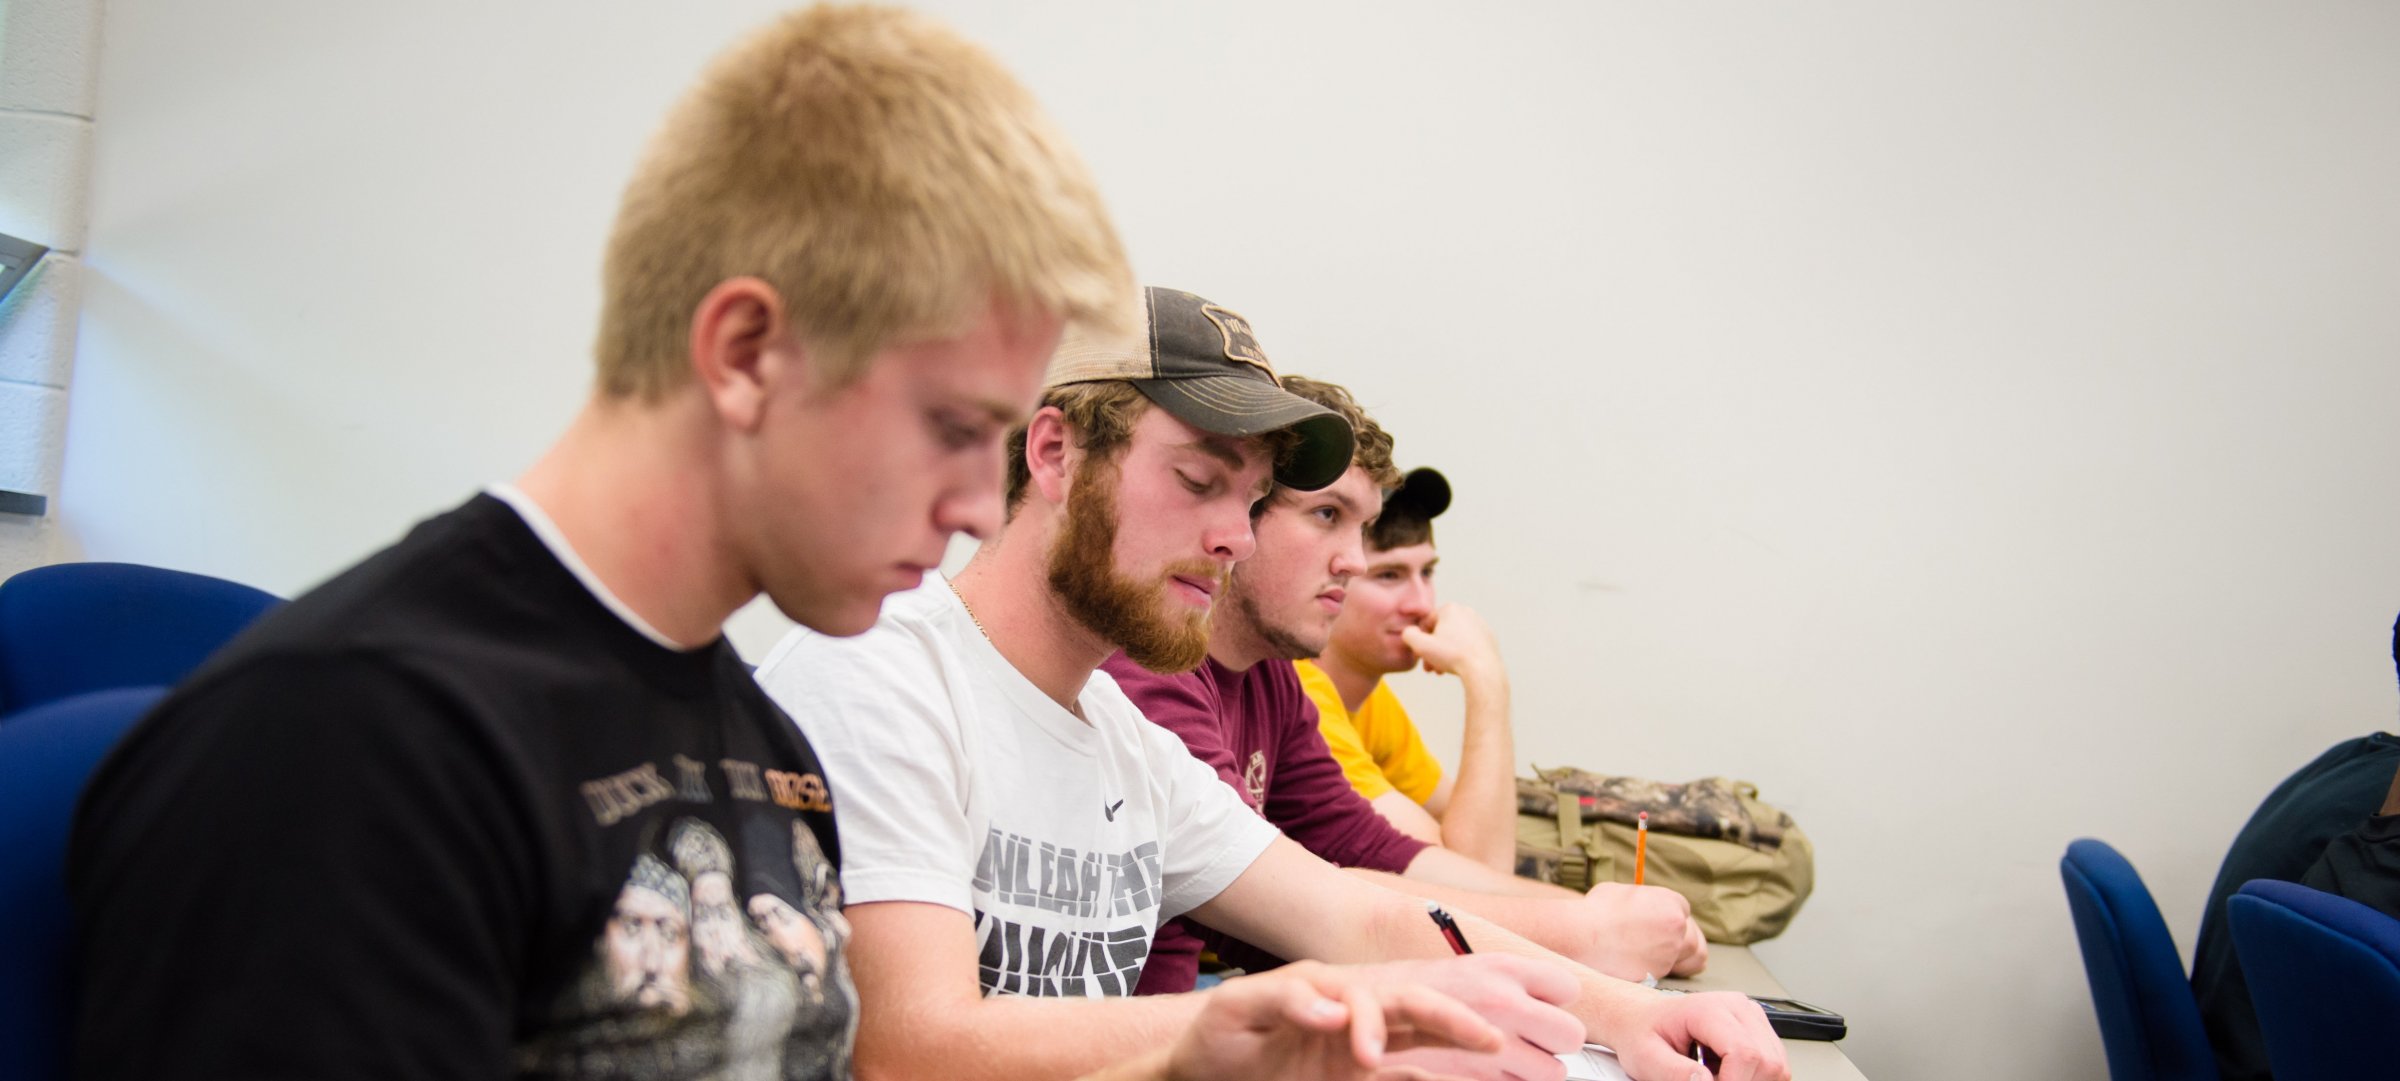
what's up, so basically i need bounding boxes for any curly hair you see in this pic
[1275,375,1400,492]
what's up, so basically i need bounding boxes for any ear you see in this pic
[687,276,793,432]
[1024,406,1075,507]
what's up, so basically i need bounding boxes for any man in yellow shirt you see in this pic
[1298,467,1521,872]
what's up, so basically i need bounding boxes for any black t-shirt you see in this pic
[69,494,857,1081]
[2191,732,2400,1081]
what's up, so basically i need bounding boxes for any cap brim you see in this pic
[1135,376,1355,491]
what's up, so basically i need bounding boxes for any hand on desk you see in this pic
[1608,989,1788,1081]
[1579,883,1709,980]
[1163,956,1582,1081]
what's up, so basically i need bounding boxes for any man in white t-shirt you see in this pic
[757,286,1789,1081]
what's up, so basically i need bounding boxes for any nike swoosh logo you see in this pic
[1104,800,1124,821]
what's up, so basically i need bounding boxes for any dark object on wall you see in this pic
[0,233,47,308]
[2,233,59,517]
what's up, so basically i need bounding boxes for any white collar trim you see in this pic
[483,483,691,652]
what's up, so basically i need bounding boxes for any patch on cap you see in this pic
[1201,304,1274,377]
[1044,284,1357,490]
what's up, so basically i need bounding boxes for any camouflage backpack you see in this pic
[1515,768,1814,945]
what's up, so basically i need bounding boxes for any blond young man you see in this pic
[1299,466,1523,870]
[757,289,1788,1081]
[1106,380,1704,997]
[67,12,1498,1081]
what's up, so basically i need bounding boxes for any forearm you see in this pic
[1346,866,1592,960]
[1358,860,1698,984]
[1401,840,1577,901]
[1442,671,1519,870]
[859,990,1208,1081]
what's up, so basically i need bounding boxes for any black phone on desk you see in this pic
[1751,996,1845,1041]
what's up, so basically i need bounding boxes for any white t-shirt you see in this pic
[753,577,1277,998]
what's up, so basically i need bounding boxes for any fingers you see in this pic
[1461,952,1583,1011]
[1371,981,1503,1056]
[1399,609,1500,676]
[1671,921,1708,977]
[1639,884,1693,919]
[1384,955,1582,1073]
[1585,882,1689,918]
[1579,886,1702,982]
[1284,961,1517,1071]
[1213,965,1353,1047]
[1384,1041,1568,1081]
[1264,962,1363,1035]
[1691,999,1786,1081]
[1645,993,1786,1081]
[1341,981,1390,1065]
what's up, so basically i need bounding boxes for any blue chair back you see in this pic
[2226,878,2400,1081]
[2060,838,2220,1081]
[0,686,165,1081]
[0,562,279,716]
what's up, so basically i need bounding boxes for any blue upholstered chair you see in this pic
[0,686,166,1081]
[2226,878,2400,1081]
[2060,838,2220,1081]
[0,562,279,717]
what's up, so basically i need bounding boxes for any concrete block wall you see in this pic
[0,0,104,577]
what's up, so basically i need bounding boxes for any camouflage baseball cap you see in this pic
[1046,286,1354,491]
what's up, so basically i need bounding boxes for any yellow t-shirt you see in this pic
[1295,659,1443,806]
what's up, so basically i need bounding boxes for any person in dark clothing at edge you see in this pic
[2191,611,2400,1081]
[66,8,1536,1081]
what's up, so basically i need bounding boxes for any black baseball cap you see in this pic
[1046,286,1355,491]
[1384,466,1452,522]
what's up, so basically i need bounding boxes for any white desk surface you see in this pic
[1660,945,1866,1081]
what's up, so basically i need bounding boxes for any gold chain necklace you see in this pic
[947,580,992,641]
[949,579,1086,721]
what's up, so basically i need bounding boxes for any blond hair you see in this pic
[595,5,1132,399]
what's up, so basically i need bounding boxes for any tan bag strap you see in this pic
[1528,765,1596,857]
[1552,781,1607,864]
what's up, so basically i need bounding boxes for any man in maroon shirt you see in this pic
[1105,376,1709,995]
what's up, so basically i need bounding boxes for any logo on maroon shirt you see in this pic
[1242,750,1268,811]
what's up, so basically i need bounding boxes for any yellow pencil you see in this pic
[1634,811,1649,886]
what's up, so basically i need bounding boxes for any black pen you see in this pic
[1425,901,1473,955]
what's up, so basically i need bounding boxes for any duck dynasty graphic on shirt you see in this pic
[517,755,859,1081]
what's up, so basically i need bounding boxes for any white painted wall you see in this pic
[61,3,2400,1078]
